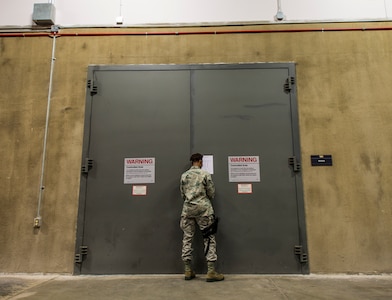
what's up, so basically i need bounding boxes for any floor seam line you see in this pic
[5,276,59,300]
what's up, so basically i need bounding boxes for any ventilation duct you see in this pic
[33,3,56,26]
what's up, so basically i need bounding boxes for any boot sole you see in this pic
[206,277,224,282]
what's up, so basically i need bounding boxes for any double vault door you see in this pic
[75,64,308,275]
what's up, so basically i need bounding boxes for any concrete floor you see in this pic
[1,274,392,300]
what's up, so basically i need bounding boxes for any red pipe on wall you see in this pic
[1,26,392,38]
[0,32,53,37]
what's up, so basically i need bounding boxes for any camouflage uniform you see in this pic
[180,166,217,262]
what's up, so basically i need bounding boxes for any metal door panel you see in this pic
[191,67,303,273]
[77,69,191,274]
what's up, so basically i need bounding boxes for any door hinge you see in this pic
[87,79,98,95]
[81,158,94,174]
[75,245,88,264]
[288,156,301,173]
[284,76,295,93]
[294,245,308,263]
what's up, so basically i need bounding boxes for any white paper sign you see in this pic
[124,157,155,184]
[202,155,214,174]
[132,185,147,196]
[228,156,260,182]
[237,183,253,194]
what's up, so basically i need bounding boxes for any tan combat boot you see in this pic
[206,261,224,282]
[184,261,196,280]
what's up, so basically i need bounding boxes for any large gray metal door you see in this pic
[75,64,308,275]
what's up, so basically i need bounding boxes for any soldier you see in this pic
[180,153,224,282]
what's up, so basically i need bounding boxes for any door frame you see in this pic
[74,63,308,274]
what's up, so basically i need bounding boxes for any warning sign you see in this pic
[124,157,155,184]
[228,156,260,182]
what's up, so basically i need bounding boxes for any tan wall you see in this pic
[1,22,392,274]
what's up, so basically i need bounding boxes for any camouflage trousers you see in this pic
[180,215,217,262]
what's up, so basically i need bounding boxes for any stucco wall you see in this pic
[1,22,392,274]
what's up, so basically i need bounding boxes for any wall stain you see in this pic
[185,50,194,58]
[0,39,4,53]
[374,156,384,205]
[337,89,349,113]
[360,153,382,174]
[62,106,72,113]
[360,152,384,205]
[1,58,11,67]
[360,153,371,171]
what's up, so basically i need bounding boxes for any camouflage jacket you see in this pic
[180,166,215,217]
